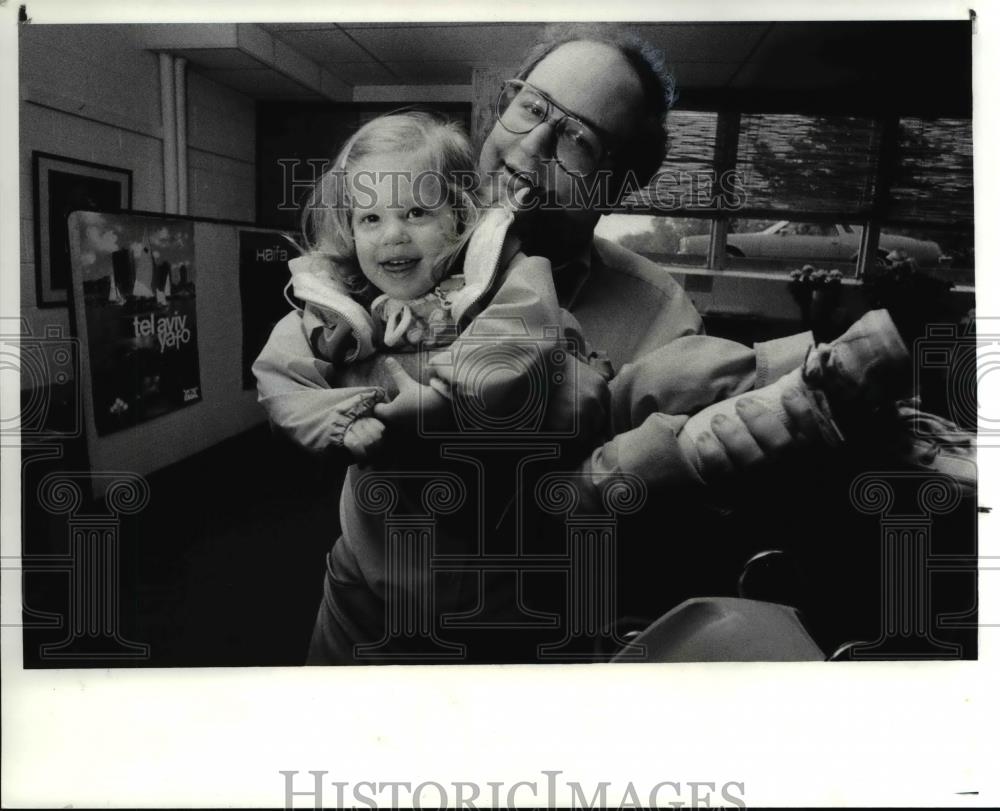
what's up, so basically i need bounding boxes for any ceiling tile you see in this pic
[259,23,343,32]
[741,22,859,63]
[379,61,475,85]
[627,23,772,64]
[728,60,859,92]
[200,68,323,99]
[322,61,396,86]
[266,27,374,64]
[336,22,469,30]
[346,23,543,64]
[670,62,744,91]
[729,23,875,91]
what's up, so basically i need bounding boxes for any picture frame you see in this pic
[32,151,132,307]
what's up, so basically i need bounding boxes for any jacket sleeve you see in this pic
[607,331,815,431]
[252,311,385,454]
[428,252,571,422]
[566,330,816,511]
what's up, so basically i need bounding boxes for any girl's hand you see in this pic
[343,416,386,462]
[372,356,451,434]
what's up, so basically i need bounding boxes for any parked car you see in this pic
[678,221,948,267]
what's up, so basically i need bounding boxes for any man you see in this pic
[472,25,817,493]
[382,25,817,493]
[255,24,818,663]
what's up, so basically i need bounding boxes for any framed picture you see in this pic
[33,151,132,307]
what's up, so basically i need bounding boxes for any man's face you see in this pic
[479,40,644,237]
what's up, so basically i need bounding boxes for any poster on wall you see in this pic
[33,152,132,307]
[67,211,202,435]
[238,229,296,389]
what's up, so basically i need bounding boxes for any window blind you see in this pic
[617,110,973,231]
[888,117,973,227]
[620,110,718,211]
[734,113,881,218]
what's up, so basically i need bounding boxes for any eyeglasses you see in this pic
[494,79,612,177]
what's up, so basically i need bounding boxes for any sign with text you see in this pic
[239,230,295,389]
[68,212,201,435]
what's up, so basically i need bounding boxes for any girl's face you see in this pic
[350,151,458,301]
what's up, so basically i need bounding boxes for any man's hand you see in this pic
[696,389,824,481]
[372,356,451,435]
[343,417,386,463]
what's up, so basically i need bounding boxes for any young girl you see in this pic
[254,111,597,662]
[254,111,574,462]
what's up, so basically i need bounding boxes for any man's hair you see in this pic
[515,23,676,188]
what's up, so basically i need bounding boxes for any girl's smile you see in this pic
[350,152,457,302]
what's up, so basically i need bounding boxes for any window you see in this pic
[881,225,974,286]
[888,117,973,227]
[620,111,720,212]
[775,223,839,237]
[722,218,863,271]
[735,114,881,219]
[610,109,973,283]
[595,214,711,265]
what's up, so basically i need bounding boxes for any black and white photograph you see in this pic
[2,2,996,808]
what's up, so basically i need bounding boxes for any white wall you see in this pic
[186,70,255,221]
[19,25,256,372]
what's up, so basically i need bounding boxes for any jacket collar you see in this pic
[551,237,594,309]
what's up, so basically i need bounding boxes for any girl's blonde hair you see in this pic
[300,111,481,301]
